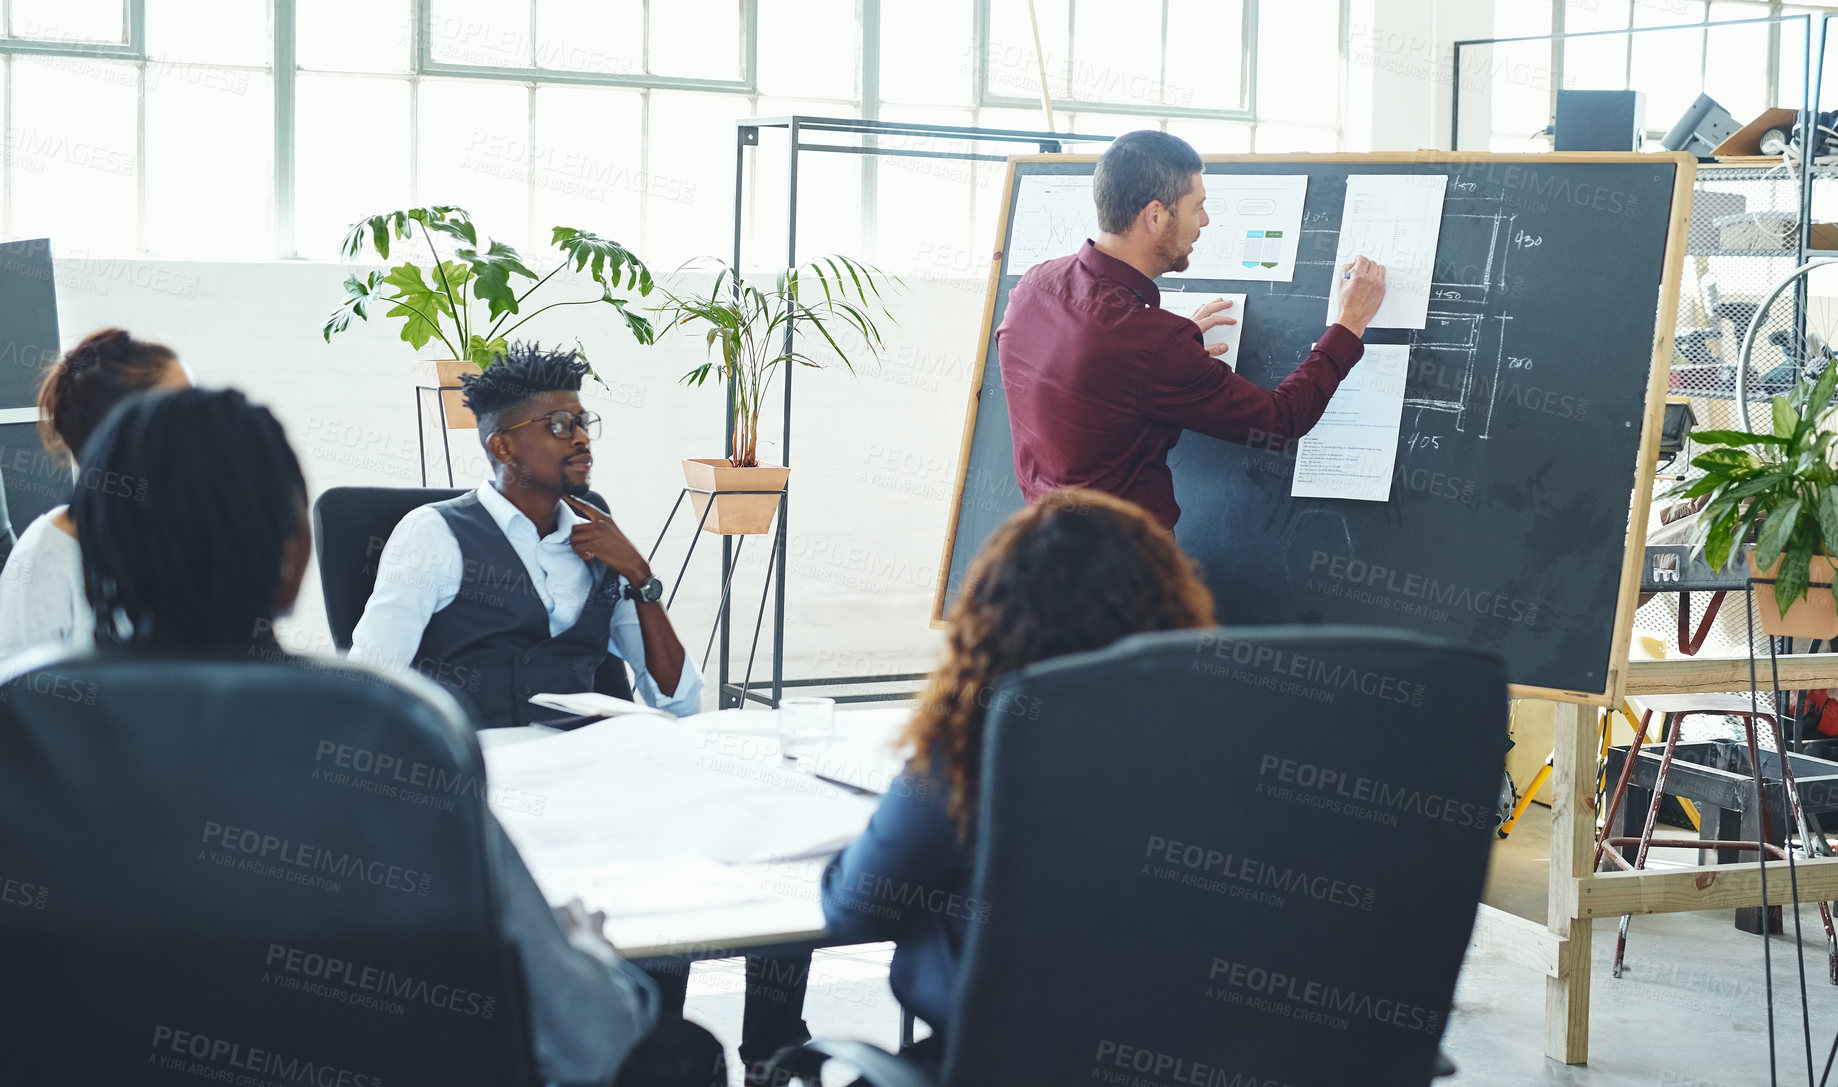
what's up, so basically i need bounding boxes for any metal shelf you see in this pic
[1693,247,1816,258]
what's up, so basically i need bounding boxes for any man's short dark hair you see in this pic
[1093,130,1204,234]
[462,341,587,440]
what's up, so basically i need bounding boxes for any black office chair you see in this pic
[313,485,633,701]
[771,626,1508,1087]
[0,652,537,1085]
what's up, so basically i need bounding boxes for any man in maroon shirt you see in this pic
[995,130,1389,530]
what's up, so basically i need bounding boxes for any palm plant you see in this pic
[321,205,655,370]
[1675,360,1838,615]
[655,256,896,467]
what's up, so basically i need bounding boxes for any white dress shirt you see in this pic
[348,483,703,716]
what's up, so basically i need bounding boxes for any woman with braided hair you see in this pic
[0,327,186,656]
[62,386,728,1087]
[818,488,1217,1066]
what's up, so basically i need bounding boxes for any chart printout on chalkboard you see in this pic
[934,153,1694,703]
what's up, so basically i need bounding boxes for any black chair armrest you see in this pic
[764,1040,939,1087]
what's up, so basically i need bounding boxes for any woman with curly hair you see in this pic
[819,488,1216,1058]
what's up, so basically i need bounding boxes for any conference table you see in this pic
[478,704,912,968]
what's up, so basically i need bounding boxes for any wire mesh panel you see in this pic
[1668,165,1838,432]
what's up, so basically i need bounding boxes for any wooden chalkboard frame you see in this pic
[932,151,1697,708]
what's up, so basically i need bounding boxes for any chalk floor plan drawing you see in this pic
[1300,186,1521,441]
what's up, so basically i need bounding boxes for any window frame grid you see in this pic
[972,0,1260,121]
[412,0,760,94]
[1480,1,1836,151]
[0,0,142,57]
[0,0,1344,260]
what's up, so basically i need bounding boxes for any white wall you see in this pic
[49,255,975,692]
[1348,0,1495,152]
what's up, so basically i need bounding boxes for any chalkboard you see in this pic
[934,153,1693,703]
[0,239,61,539]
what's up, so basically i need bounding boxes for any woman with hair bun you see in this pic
[0,328,187,656]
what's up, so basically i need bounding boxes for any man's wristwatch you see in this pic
[622,575,665,604]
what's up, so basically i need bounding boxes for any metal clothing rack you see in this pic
[719,116,1114,708]
[415,383,461,487]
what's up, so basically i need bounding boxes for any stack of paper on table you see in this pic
[528,691,675,720]
[483,714,878,887]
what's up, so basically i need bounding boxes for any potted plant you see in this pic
[1678,362,1838,636]
[321,205,654,428]
[654,256,896,534]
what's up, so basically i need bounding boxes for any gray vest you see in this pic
[411,493,616,728]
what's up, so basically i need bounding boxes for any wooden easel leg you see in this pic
[1545,700,1597,1064]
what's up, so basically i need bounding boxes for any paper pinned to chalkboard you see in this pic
[1161,291,1247,364]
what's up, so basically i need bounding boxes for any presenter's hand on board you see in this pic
[1192,297,1237,357]
[565,495,653,586]
[1335,256,1388,337]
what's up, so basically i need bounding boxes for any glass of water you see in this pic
[778,696,835,770]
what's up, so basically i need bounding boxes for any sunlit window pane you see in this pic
[646,91,753,266]
[145,70,273,257]
[1253,0,1334,122]
[750,100,860,261]
[9,57,138,252]
[429,0,535,68]
[535,0,642,74]
[1167,0,1247,111]
[880,0,973,105]
[146,0,270,66]
[1494,0,1552,39]
[1563,0,1631,90]
[1165,118,1253,153]
[988,0,1070,100]
[299,0,411,73]
[758,0,856,99]
[1630,23,1705,136]
[1479,40,1561,143]
[650,0,744,80]
[1779,11,1810,109]
[10,0,123,42]
[530,85,644,248]
[871,107,978,276]
[295,76,413,259]
[1704,2,1770,120]
[1069,0,1163,109]
[1062,111,1160,138]
[1254,123,1338,152]
[418,80,533,251]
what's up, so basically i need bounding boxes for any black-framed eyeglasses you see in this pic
[496,410,601,440]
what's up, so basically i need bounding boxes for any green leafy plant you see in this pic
[654,256,897,468]
[1675,362,1838,616]
[321,206,655,369]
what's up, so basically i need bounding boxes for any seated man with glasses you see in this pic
[352,341,812,1082]
[349,341,699,726]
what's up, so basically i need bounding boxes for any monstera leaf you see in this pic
[380,262,471,352]
[454,240,536,323]
[325,206,657,374]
